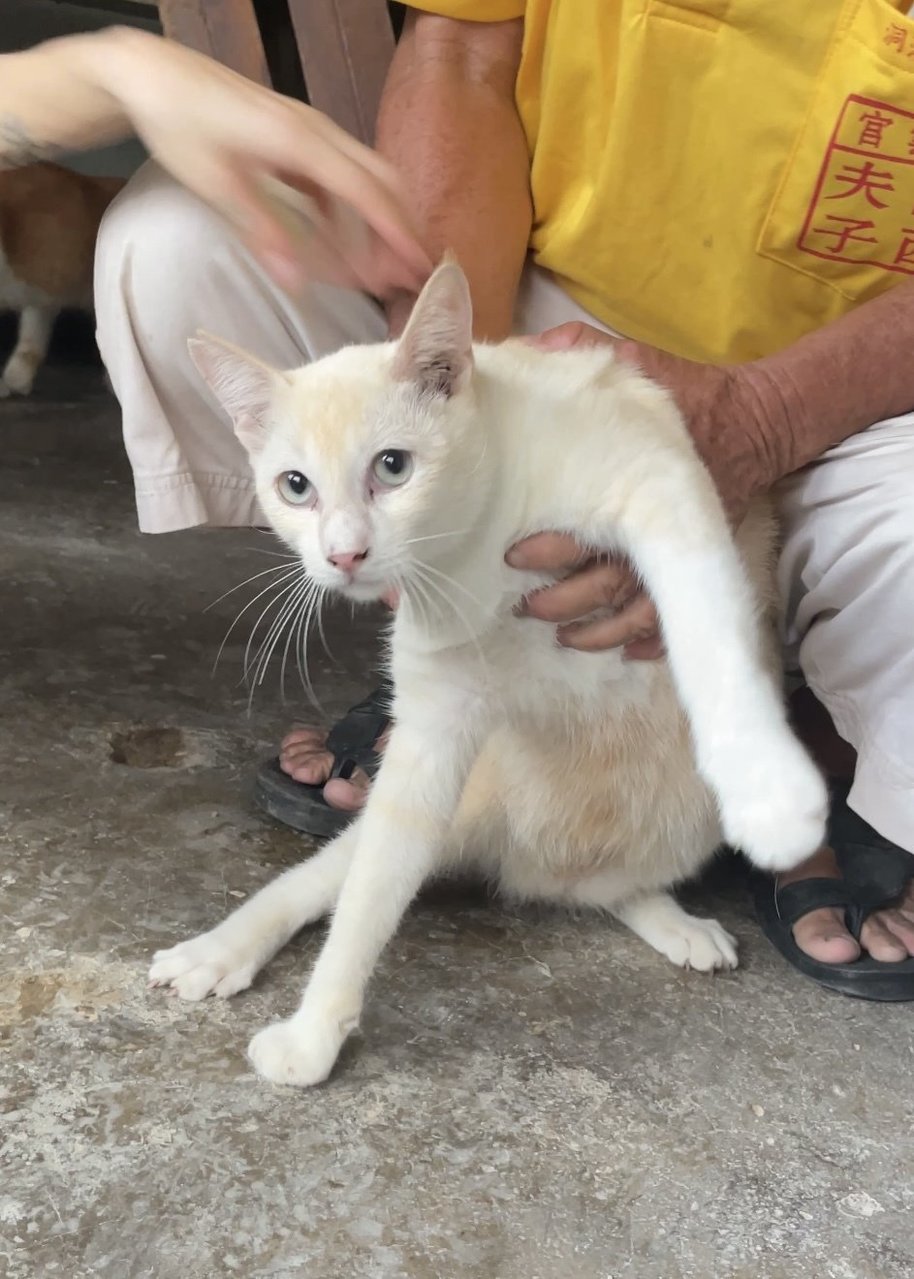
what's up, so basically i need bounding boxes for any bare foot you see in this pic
[782,845,914,964]
[279,724,390,812]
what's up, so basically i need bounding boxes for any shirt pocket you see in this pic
[758,0,914,303]
[646,0,731,25]
[647,0,731,31]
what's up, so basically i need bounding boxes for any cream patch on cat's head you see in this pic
[189,261,487,603]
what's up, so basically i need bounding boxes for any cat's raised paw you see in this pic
[722,750,828,873]
[148,931,258,1001]
[248,1017,344,1088]
[720,741,828,879]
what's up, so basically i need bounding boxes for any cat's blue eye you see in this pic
[276,471,313,505]
[372,450,413,488]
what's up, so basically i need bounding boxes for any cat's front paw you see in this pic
[721,746,828,872]
[148,931,258,1001]
[248,1016,346,1088]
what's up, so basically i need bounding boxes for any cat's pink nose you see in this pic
[327,548,369,574]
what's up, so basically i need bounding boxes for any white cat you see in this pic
[149,260,827,1088]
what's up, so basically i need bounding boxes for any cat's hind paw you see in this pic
[616,893,739,972]
[248,1016,347,1088]
[649,915,738,972]
[148,932,257,1001]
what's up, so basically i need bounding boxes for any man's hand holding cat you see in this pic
[509,322,775,658]
[508,537,665,660]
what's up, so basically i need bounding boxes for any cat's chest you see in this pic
[396,562,659,719]
[472,609,657,723]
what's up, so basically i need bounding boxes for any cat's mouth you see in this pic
[326,573,394,606]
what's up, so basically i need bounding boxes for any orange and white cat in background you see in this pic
[0,162,123,396]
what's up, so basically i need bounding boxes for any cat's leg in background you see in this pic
[604,453,827,874]
[248,684,490,1087]
[2,304,56,395]
[147,823,360,1001]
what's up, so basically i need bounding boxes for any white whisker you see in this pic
[212,565,303,675]
[243,548,299,561]
[295,581,328,711]
[416,559,487,613]
[279,579,314,703]
[468,438,489,478]
[315,586,332,663]
[243,576,304,689]
[403,528,469,548]
[401,569,434,632]
[251,574,310,694]
[410,560,491,680]
[206,560,300,613]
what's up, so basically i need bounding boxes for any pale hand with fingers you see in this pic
[103,30,431,298]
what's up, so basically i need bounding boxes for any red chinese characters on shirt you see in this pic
[883,23,908,54]
[798,95,914,277]
[882,21,914,57]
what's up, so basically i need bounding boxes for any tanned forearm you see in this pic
[376,12,531,338]
[744,278,914,486]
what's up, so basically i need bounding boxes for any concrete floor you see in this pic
[1,364,912,1279]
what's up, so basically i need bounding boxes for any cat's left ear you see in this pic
[392,257,473,398]
[187,332,289,456]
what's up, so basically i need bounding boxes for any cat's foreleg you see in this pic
[2,304,56,395]
[148,823,360,1001]
[248,689,487,1088]
[607,464,827,873]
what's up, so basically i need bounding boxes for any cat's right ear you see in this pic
[392,257,473,398]
[187,332,288,456]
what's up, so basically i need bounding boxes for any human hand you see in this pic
[508,322,771,657]
[104,30,431,298]
[507,534,664,660]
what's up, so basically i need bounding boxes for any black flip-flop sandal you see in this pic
[255,682,392,839]
[752,786,914,1002]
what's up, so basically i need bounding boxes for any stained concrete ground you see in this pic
[1,354,912,1279]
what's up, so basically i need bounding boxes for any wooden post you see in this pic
[159,0,271,87]
[286,0,394,143]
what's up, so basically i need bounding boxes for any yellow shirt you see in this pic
[407,1,914,363]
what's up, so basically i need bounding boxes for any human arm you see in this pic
[0,27,430,297]
[375,10,531,337]
[512,279,914,655]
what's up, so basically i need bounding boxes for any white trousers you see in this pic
[95,164,914,853]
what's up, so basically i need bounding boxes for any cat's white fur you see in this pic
[149,262,827,1087]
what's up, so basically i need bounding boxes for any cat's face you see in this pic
[190,262,482,603]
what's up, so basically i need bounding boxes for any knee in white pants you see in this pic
[93,162,387,533]
[779,418,914,849]
[94,163,251,363]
